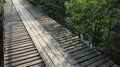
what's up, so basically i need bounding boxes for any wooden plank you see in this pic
[70,47,93,56]
[5,37,30,43]
[54,34,73,41]
[4,21,22,24]
[4,45,34,53]
[4,40,33,46]
[16,59,44,67]
[4,47,36,57]
[67,45,88,54]
[64,44,86,53]
[5,30,27,34]
[64,44,85,51]
[5,29,27,34]
[76,52,101,63]
[5,24,25,29]
[5,26,25,31]
[60,39,80,46]
[4,50,38,60]
[5,32,28,36]
[73,49,97,59]
[5,34,29,40]
[86,57,109,67]
[79,55,104,67]
[5,32,28,38]
[5,28,26,32]
[5,36,30,42]
[4,38,32,44]
[98,61,114,67]
[62,41,82,49]
[5,53,40,64]
[30,63,46,67]
[5,27,25,31]
[4,41,33,47]
[5,56,40,66]
[50,29,72,36]
[59,36,79,43]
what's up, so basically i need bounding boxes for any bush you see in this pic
[65,0,120,65]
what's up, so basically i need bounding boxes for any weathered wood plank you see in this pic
[5,32,29,37]
[73,49,97,59]
[5,53,40,64]
[16,59,44,67]
[4,41,33,47]
[5,36,30,42]
[4,38,32,44]
[98,61,114,67]
[30,63,46,67]
[4,50,38,60]
[5,29,27,34]
[64,44,86,53]
[5,27,26,31]
[62,41,82,49]
[4,45,34,53]
[5,32,28,36]
[5,34,29,40]
[79,55,104,67]
[70,47,93,56]
[5,37,31,43]
[4,47,36,57]
[64,44,85,51]
[76,52,101,63]
[5,56,40,66]
[59,36,79,43]
[86,57,109,67]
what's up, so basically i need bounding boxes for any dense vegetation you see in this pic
[0,0,4,67]
[65,0,120,65]
[28,0,120,65]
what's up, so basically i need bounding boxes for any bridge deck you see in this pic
[3,0,119,67]
[4,0,46,67]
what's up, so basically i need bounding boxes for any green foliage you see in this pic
[65,0,120,65]
[65,0,120,42]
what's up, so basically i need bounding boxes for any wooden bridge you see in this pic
[3,0,119,67]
